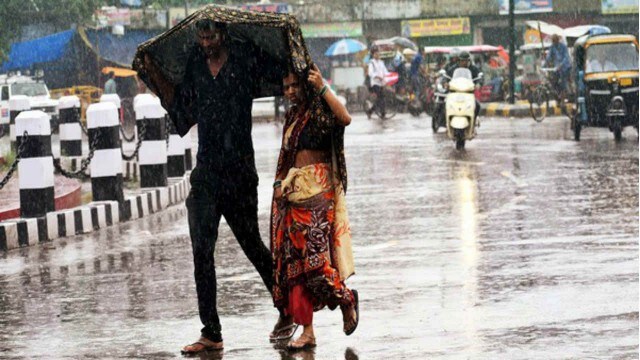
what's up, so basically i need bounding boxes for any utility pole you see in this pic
[508,0,515,104]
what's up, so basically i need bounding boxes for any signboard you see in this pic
[301,22,362,38]
[602,0,639,14]
[499,0,553,14]
[95,7,131,27]
[239,3,291,13]
[401,18,471,37]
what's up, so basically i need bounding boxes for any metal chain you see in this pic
[0,131,29,190]
[122,121,145,161]
[120,126,136,142]
[53,135,99,179]
[165,116,171,145]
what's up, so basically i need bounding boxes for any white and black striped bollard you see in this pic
[10,95,30,151]
[100,93,121,122]
[16,110,55,218]
[135,96,167,188]
[86,103,126,217]
[183,128,193,170]
[58,96,83,169]
[166,114,185,177]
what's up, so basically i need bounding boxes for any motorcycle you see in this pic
[442,68,483,150]
[430,73,448,132]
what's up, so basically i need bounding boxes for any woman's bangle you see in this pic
[273,180,282,188]
[318,85,328,96]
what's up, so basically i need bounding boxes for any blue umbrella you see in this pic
[325,39,367,57]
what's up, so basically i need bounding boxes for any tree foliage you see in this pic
[0,0,103,61]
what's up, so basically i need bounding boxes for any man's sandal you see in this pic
[180,337,223,355]
[269,323,299,342]
[344,289,359,336]
[287,333,316,350]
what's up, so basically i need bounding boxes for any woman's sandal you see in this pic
[343,289,359,336]
[286,333,317,350]
[269,323,299,342]
[180,337,224,355]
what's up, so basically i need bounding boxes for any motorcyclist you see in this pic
[444,48,461,76]
[447,51,482,120]
[447,51,482,81]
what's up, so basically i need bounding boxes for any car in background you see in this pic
[0,73,60,133]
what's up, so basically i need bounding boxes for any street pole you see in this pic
[508,0,515,104]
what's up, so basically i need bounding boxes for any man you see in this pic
[104,71,117,94]
[444,48,461,76]
[545,34,571,96]
[410,47,425,96]
[587,49,617,72]
[150,19,293,354]
[367,47,389,118]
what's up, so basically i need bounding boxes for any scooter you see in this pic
[441,68,483,150]
[430,74,448,132]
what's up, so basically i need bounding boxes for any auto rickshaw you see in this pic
[572,33,639,141]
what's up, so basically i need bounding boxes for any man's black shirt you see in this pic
[169,42,258,170]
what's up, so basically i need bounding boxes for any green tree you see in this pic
[0,0,104,61]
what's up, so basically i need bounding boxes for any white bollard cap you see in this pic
[10,95,30,112]
[86,102,119,129]
[135,96,166,120]
[100,94,121,109]
[15,110,51,136]
[133,93,155,108]
[58,95,81,110]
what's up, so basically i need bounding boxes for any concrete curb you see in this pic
[0,171,191,252]
[480,102,565,118]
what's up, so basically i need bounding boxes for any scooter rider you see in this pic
[444,48,461,76]
[448,51,482,120]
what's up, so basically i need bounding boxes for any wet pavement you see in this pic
[0,113,637,359]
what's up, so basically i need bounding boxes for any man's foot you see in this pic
[287,332,316,350]
[269,315,298,342]
[180,337,223,355]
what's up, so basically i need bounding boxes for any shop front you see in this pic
[401,17,474,48]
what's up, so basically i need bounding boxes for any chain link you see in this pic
[53,135,99,179]
[0,131,29,190]
[121,121,145,161]
[120,126,136,142]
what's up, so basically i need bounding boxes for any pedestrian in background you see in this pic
[104,71,117,94]
[271,64,359,350]
[367,47,389,118]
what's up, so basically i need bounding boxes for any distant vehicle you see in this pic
[0,73,60,133]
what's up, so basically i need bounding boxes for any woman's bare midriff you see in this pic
[295,149,331,168]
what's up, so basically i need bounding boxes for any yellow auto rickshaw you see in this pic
[50,85,103,122]
[573,33,639,141]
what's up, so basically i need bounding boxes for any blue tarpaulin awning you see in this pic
[1,30,75,72]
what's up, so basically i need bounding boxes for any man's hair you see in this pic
[370,46,379,55]
[195,19,227,33]
[108,71,115,78]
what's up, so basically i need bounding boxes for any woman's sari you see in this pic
[270,103,354,313]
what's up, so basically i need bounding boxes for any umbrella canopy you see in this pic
[325,39,367,56]
[102,66,137,78]
[132,5,312,112]
[389,36,417,50]
[563,25,611,38]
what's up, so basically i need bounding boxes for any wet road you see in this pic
[0,114,638,359]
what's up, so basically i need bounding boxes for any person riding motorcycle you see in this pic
[444,48,461,76]
[447,51,482,120]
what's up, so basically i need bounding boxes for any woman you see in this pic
[270,64,358,350]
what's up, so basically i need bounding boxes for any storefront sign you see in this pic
[95,7,131,27]
[301,22,363,38]
[238,3,291,13]
[401,18,471,37]
[601,0,639,14]
[499,0,553,14]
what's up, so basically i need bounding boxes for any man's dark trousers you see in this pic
[186,158,273,342]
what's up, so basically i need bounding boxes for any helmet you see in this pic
[450,48,461,59]
[459,51,471,60]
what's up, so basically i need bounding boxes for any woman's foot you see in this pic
[269,315,298,342]
[287,332,316,350]
[180,336,223,354]
[342,289,359,335]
